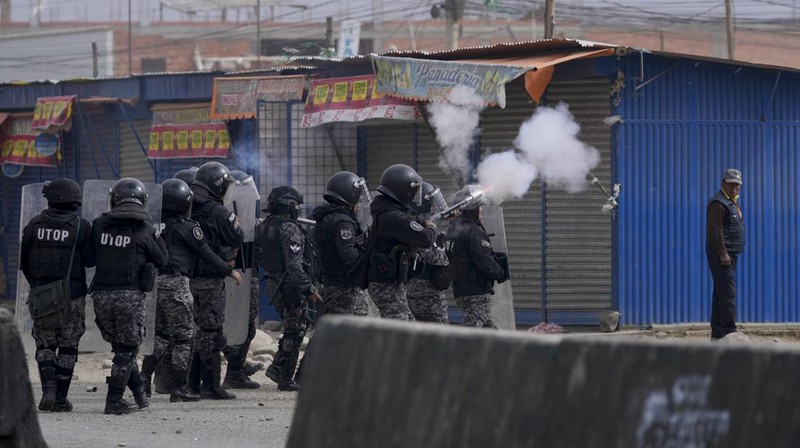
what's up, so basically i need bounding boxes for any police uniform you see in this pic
[261,210,316,391]
[20,204,95,412]
[143,212,232,401]
[311,202,368,316]
[91,194,169,414]
[367,194,436,320]
[446,216,505,328]
[407,244,450,324]
[189,189,243,398]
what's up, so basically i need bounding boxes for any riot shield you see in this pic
[481,205,515,330]
[82,180,163,354]
[222,182,259,345]
[354,178,372,230]
[15,183,49,353]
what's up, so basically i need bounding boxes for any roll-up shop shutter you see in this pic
[78,109,120,182]
[478,80,543,321]
[364,122,416,193]
[119,119,154,182]
[543,79,613,321]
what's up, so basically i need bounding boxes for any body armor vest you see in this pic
[162,217,198,277]
[29,217,79,280]
[94,220,138,286]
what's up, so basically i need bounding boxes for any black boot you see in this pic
[267,349,299,392]
[169,366,200,402]
[52,365,74,412]
[223,346,261,389]
[104,357,136,415]
[126,362,150,409]
[140,354,159,398]
[243,360,264,376]
[187,352,202,395]
[200,353,236,400]
[37,359,58,411]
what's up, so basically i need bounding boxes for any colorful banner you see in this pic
[301,74,421,128]
[211,76,306,120]
[372,56,527,108]
[32,95,76,130]
[148,105,229,159]
[0,116,62,167]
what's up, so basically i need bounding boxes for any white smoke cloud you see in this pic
[474,101,601,204]
[426,85,486,180]
[476,151,538,204]
[512,102,600,193]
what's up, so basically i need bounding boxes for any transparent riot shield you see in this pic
[222,182,259,345]
[15,183,49,353]
[355,178,372,230]
[82,180,163,354]
[481,205,515,330]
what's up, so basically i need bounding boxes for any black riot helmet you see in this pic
[174,167,198,185]
[110,177,147,208]
[377,164,422,205]
[266,186,303,219]
[410,182,437,214]
[193,162,234,199]
[229,169,253,184]
[43,178,82,207]
[161,178,194,217]
[324,171,364,207]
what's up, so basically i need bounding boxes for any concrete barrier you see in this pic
[288,316,800,448]
[0,308,48,448]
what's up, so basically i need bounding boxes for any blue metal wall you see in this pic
[615,53,800,325]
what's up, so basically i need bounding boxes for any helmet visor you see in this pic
[426,186,448,213]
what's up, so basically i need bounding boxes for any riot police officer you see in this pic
[91,178,169,415]
[140,179,241,402]
[20,179,95,412]
[407,182,450,324]
[445,187,507,328]
[189,162,243,400]
[368,164,436,320]
[174,167,198,185]
[222,169,263,390]
[311,171,369,316]
[260,186,320,392]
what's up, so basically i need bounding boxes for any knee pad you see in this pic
[280,332,303,352]
[214,333,227,351]
[56,347,79,369]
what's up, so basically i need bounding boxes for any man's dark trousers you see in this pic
[707,250,738,339]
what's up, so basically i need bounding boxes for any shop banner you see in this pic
[372,56,527,108]
[211,75,306,120]
[301,74,421,128]
[148,105,229,159]
[32,95,76,131]
[0,116,62,167]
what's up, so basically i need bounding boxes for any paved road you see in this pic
[29,353,296,448]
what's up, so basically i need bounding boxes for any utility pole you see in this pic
[256,0,261,68]
[445,0,465,50]
[326,17,334,56]
[92,42,99,78]
[543,0,555,38]
[725,0,735,59]
[128,0,132,75]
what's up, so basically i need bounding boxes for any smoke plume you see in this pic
[476,102,600,204]
[426,86,486,181]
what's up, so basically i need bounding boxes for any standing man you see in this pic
[91,178,169,415]
[368,164,436,320]
[706,168,745,340]
[260,186,320,392]
[20,179,95,412]
[445,187,507,329]
[140,179,241,402]
[407,182,450,324]
[189,162,243,400]
[311,171,369,316]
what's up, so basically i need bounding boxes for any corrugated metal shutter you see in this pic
[78,108,120,182]
[544,79,613,319]
[365,123,416,192]
[479,81,544,320]
[119,119,154,182]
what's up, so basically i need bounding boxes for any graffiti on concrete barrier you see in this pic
[636,375,730,448]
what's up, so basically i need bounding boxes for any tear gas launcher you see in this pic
[432,189,484,221]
